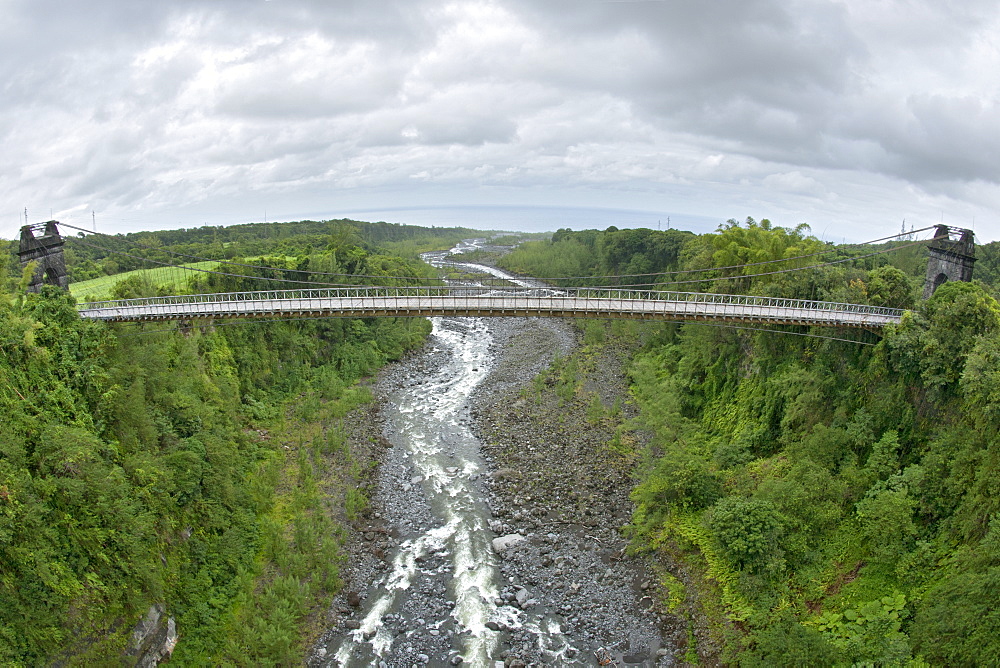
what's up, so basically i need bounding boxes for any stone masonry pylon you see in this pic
[18,220,70,292]
[923,225,976,299]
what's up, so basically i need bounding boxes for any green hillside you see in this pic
[69,261,220,301]
[499,219,1000,666]
[0,222,439,664]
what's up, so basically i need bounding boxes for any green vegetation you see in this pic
[499,219,1000,666]
[7,215,1000,664]
[499,226,693,286]
[0,221,437,664]
[69,261,220,301]
[61,217,490,301]
[63,218,492,283]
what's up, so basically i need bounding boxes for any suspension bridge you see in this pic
[17,221,977,334]
[74,286,904,329]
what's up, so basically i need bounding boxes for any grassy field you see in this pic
[70,261,219,301]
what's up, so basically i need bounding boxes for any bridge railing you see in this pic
[77,285,906,318]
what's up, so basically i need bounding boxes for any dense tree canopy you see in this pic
[501,220,1000,666]
[0,224,437,663]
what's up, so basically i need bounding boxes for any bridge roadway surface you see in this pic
[76,287,904,329]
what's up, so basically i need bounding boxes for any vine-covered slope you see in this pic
[0,225,442,664]
[501,220,1000,666]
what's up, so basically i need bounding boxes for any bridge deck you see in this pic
[77,288,904,329]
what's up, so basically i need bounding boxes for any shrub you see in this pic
[707,496,784,574]
[739,613,842,667]
[632,447,722,513]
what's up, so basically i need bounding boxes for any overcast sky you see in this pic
[3,0,998,243]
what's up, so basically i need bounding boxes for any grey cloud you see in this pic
[129,50,204,108]
[2,0,998,241]
[873,94,1000,184]
[211,42,407,120]
[472,1,867,167]
[403,114,518,146]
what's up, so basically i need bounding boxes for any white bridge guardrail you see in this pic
[76,286,905,329]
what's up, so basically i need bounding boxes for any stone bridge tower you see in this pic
[923,225,976,299]
[18,221,69,292]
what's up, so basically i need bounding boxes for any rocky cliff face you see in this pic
[126,604,178,667]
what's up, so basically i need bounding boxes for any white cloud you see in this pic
[762,170,822,196]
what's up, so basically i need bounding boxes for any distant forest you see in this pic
[53,218,491,283]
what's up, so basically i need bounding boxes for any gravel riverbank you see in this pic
[310,314,684,666]
[471,318,685,666]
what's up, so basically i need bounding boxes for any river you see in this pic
[311,241,674,667]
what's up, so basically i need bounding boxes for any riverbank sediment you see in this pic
[472,318,685,666]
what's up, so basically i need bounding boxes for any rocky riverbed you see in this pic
[472,318,686,666]
[310,312,684,667]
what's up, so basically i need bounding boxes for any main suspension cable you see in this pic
[67,230,932,294]
[60,221,936,285]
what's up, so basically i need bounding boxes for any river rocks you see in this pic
[491,533,526,552]
[472,317,684,665]
[624,651,650,663]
